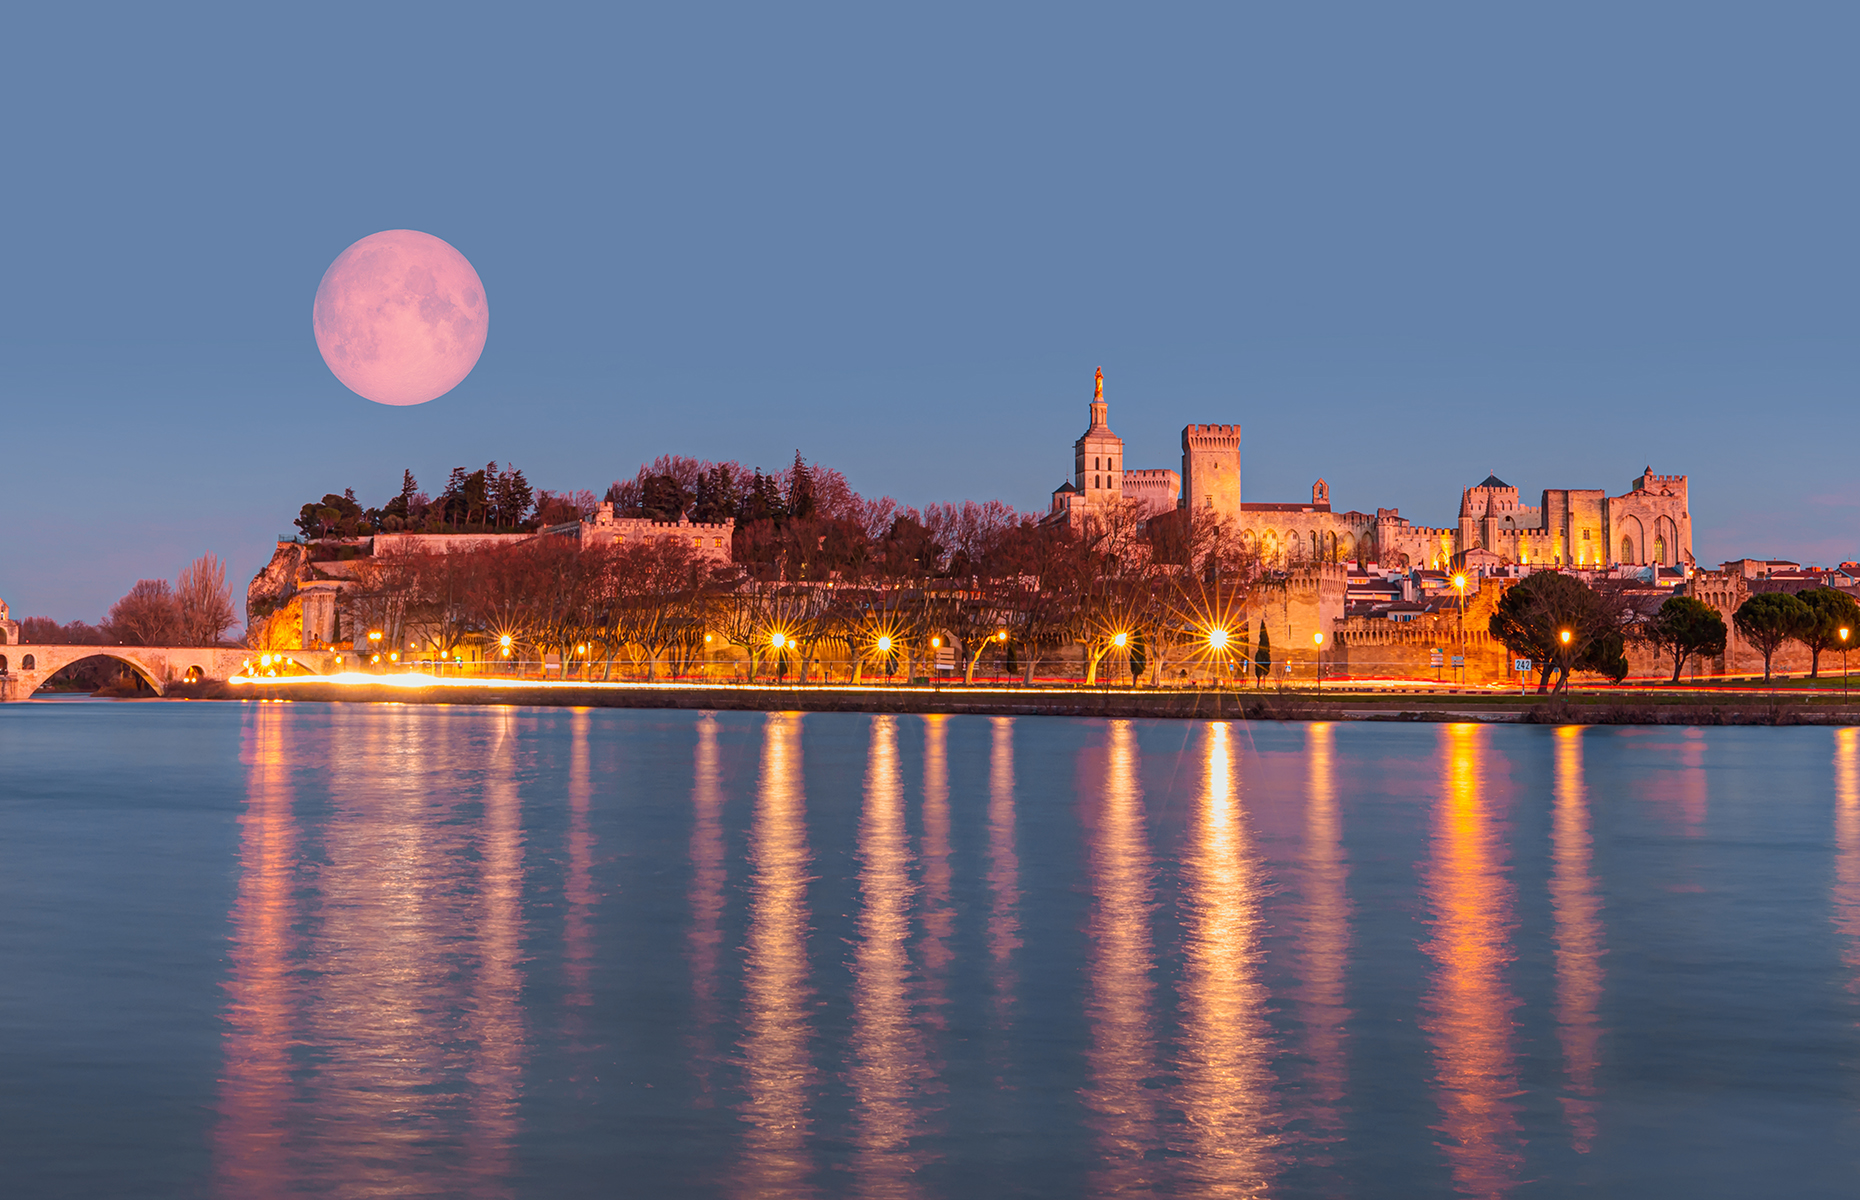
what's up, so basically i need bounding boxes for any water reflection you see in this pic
[1297,723,1350,1160]
[688,714,727,1099]
[1835,728,1860,988]
[737,713,816,1199]
[215,705,530,1198]
[1083,720,1159,1194]
[1422,723,1522,1198]
[468,713,527,1183]
[850,716,930,1194]
[564,710,595,1042]
[1550,726,1605,1151]
[987,717,1021,1031]
[1174,720,1279,1194]
[214,703,297,1200]
[919,716,955,1023]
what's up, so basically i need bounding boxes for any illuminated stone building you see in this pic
[1049,370,1692,571]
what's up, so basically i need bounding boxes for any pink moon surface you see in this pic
[313,230,489,406]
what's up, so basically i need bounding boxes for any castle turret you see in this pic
[1181,424,1242,522]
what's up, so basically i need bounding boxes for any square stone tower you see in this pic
[1181,424,1242,522]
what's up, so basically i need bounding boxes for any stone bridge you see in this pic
[0,645,343,701]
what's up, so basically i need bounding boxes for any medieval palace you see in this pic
[1048,369,1693,571]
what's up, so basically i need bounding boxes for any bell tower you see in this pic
[1073,367,1124,506]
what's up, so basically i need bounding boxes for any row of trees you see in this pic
[1489,572,1860,691]
[19,555,238,648]
[293,465,596,539]
[333,501,1271,684]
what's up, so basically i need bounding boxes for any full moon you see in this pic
[313,230,489,406]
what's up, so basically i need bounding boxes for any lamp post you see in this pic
[1842,626,1851,704]
[1313,630,1324,689]
[368,629,382,668]
[1452,573,1467,685]
[1558,627,1572,694]
[876,634,893,683]
[1208,626,1229,690]
[1111,631,1128,688]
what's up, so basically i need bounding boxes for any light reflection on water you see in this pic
[1173,721,1278,1195]
[737,713,815,1199]
[1422,724,1522,1199]
[7,704,1852,1196]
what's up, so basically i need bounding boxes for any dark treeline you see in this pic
[1490,572,1860,691]
[293,452,889,541]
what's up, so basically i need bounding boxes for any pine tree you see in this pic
[442,467,470,527]
[1254,623,1271,684]
[787,450,817,521]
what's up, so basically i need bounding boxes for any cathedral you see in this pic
[1048,370,1692,570]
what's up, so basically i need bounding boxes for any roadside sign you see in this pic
[1429,649,1444,667]
[1451,655,1465,668]
[934,646,956,671]
[1514,658,1532,673]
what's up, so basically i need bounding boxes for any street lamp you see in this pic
[1558,627,1572,693]
[1452,574,1467,684]
[1313,630,1324,689]
[1842,626,1851,703]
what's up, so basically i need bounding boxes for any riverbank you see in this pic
[162,676,1860,724]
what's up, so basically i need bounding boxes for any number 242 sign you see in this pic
[1514,658,1533,672]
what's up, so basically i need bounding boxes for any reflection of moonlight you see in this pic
[313,230,488,406]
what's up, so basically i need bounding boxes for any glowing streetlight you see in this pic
[771,632,787,650]
[368,630,382,643]
[1313,630,1324,688]
[876,635,893,653]
[1207,627,1229,650]
[931,636,941,648]
[1112,632,1128,648]
[1452,575,1467,685]
[1559,629,1572,644]
[1842,627,1851,702]
[997,629,1009,642]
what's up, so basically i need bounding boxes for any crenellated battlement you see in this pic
[1181,424,1241,447]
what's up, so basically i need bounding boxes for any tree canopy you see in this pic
[1640,594,1728,683]
[1733,591,1810,681]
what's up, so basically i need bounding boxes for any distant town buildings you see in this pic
[1047,370,1695,572]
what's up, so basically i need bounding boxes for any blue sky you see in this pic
[2,3,1854,620]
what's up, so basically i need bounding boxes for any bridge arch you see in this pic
[20,650,167,698]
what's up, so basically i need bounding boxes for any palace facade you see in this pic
[1048,371,1693,571]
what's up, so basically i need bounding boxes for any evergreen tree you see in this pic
[1733,591,1810,681]
[787,450,817,521]
[1254,623,1271,684]
[442,467,470,527]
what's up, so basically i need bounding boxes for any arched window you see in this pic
[1621,537,1635,564]
[0,654,7,671]
[21,654,35,671]
[1654,535,1666,564]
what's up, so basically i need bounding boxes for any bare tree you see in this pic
[108,580,181,646]
[175,554,238,646]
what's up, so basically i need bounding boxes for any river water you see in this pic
[2,700,1857,1197]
